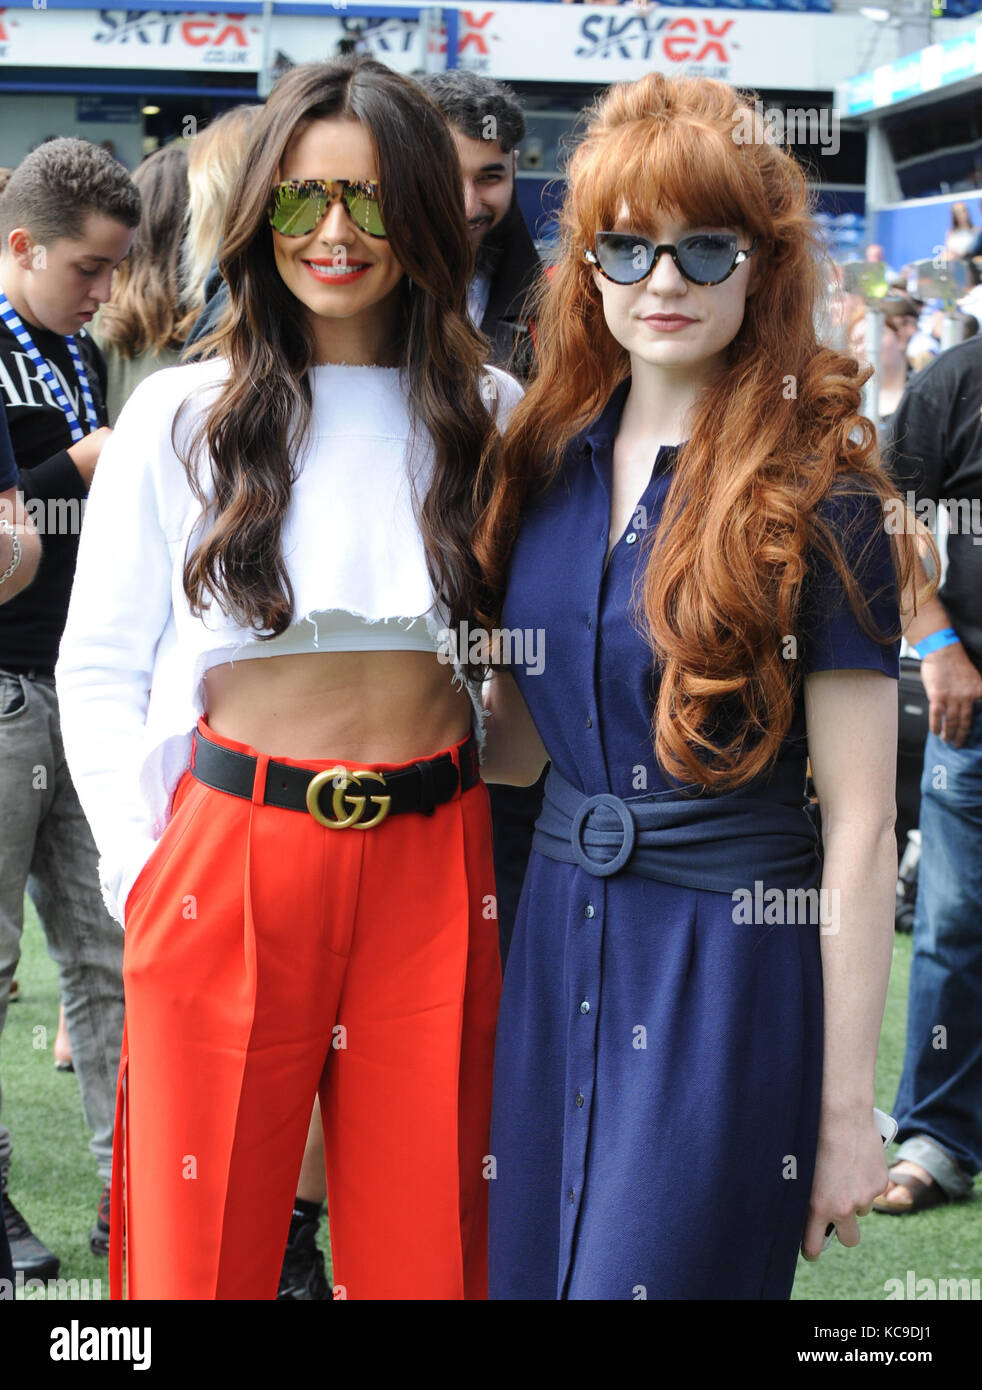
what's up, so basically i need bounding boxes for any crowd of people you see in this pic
[830,219,982,434]
[0,58,978,1301]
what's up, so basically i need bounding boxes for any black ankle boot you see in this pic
[276,1209,331,1301]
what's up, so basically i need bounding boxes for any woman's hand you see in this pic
[800,1105,889,1259]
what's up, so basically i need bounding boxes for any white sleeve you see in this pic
[55,373,180,927]
[481,364,525,431]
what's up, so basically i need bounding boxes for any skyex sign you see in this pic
[0,4,894,89]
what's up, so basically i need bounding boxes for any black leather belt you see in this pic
[191,727,481,829]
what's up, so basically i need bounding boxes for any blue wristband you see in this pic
[914,627,960,659]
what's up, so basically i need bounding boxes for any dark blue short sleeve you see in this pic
[798,485,901,679]
[0,410,17,491]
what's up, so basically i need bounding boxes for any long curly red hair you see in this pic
[475,72,934,790]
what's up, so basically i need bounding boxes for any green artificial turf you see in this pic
[3,898,977,1300]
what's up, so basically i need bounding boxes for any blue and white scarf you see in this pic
[0,289,98,442]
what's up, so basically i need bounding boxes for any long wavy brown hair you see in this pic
[173,58,499,667]
[92,144,190,356]
[475,73,935,790]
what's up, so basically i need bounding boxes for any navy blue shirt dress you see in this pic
[488,377,901,1300]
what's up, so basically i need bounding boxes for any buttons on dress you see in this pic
[585,715,593,728]
[626,532,638,545]
[584,904,595,919]
[575,1093,585,1108]
[579,1000,590,1014]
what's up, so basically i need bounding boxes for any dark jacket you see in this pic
[884,332,982,675]
[474,191,542,382]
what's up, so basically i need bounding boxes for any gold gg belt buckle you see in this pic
[305,767,392,829]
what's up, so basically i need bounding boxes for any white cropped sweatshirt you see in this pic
[54,357,524,926]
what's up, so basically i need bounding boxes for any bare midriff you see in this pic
[202,649,473,764]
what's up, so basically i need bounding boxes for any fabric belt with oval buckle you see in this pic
[532,764,820,894]
[190,728,481,828]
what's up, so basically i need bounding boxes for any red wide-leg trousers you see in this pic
[109,716,501,1300]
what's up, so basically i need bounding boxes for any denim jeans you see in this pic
[892,701,982,1199]
[0,669,124,1186]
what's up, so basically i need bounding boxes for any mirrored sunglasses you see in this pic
[267,178,387,239]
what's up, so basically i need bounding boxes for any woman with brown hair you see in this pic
[87,143,191,424]
[476,73,934,1299]
[55,56,521,1300]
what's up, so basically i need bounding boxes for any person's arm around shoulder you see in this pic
[0,487,41,603]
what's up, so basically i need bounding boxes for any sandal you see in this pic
[872,1168,951,1215]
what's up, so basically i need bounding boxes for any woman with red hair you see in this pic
[475,74,933,1298]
